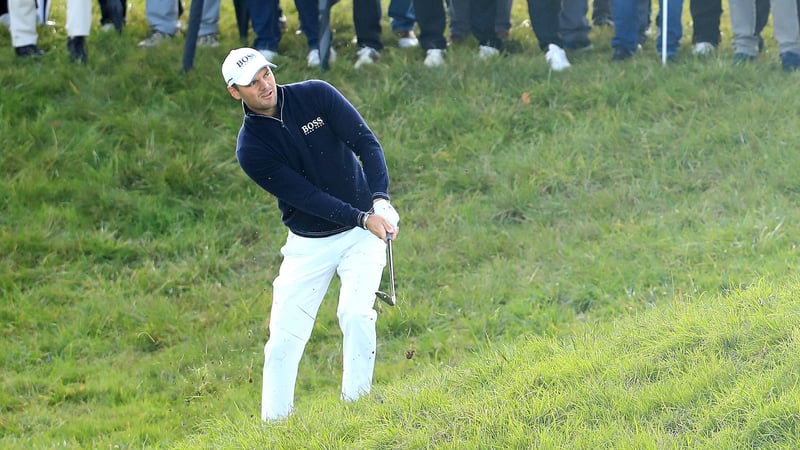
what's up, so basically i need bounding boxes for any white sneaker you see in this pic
[692,41,715,55]
[424,48,445,67]
[478,45,499,60]
[308,47,337,67]
[545,44,571,71]
[354,46,379,69]
[100,23,115,32]
[258,48,279,61]
[308,49,320,67]
[397,31,419,49]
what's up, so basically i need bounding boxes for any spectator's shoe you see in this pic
[611,46,635,61]
[67,36,87,63]
[545,44,571,71]
[593,16,614,27]
[279,15,287,33]
[478,45,499,60]
[0,13,10,28]
[100,22,115,32]
[197,33,219,47]
[732,52,756,65]
[397,31,418,49]
[307,47,336,67]
[307,49,319,67]
[424,48,445,67]
[692,42,714,55]
[138,31,173,48]
[15,44,44,58]
[258,48,278,61]
[780,51,800,72]
[354,46,379,69]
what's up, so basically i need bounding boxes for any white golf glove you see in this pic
[373,199,400,229]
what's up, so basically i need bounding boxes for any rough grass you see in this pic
[2,1,800,447]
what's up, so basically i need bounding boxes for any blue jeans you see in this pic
[526,0,565,51]
[248,0,319,51]
[612,0,683,55]
[653,0,684,55]
[147,0,220,36]
[388,0,415,33]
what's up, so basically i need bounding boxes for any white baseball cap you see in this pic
[221,48,277,87]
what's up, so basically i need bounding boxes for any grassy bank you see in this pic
[2,1,800,447]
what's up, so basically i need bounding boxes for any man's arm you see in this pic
[237,141,366,229]
[313,80,390,200]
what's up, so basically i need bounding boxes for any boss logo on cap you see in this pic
[236,53,258,67]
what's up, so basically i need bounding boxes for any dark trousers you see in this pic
[99,0,127,24]
[413,0,448,50]
[689,0,770,45]
[593,0,611,21]
[247,0,281,50]
[469,0,504,49]
[526,0,564,50]
[354,0,383,50]
[689,0,721,44]
[755,0,771,37]
[293,0,319,49]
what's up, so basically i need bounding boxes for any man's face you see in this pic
[227,67,278,116]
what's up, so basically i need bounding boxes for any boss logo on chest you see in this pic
[301,117,325,135]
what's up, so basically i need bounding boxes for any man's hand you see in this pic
[373,199,399,228]
[366,199,399,241]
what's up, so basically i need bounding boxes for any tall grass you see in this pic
[2,0,800,447]
[181,281,800,448]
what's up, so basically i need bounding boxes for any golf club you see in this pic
[375,232,396,306]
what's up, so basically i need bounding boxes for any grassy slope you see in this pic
[181,281,800,448]
[2,1,800,447]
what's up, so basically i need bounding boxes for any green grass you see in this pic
[2,1,800,447]
[180,281,800,449]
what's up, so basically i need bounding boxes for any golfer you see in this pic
[221,48,400,422]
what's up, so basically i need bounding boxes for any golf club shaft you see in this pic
[386,234,396,303]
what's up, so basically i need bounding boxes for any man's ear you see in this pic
[227,86,242,100]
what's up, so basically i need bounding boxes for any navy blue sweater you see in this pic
[235,80,390,238]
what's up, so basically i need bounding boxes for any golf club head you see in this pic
[375,231,396,306]
[375,290,395,306]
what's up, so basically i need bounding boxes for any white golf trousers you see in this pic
[66,0,92,37]
[8,0,91,47]
[261,227,386,421]
[9,0,37,47]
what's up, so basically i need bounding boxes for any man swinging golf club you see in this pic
[222,48,400,422]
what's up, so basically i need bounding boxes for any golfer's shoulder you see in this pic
[284,79,336,95]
